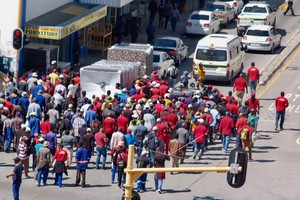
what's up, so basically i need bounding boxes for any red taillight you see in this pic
[204,23,210,27]
[233,2,237,7]
[226,64,230,72]
[170,51,177,56]
[237,18,240,25]
[243,36,247,40]
[186,22,192,26]
[266,37,272,42]
[264,18,267,24]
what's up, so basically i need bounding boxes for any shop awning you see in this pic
[25,3,107,40]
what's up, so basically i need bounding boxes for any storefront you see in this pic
[24,2,107,68]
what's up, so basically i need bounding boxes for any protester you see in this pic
[136,150,150,192]
[53,143,68,187]
[75,142,90,187]
[6,157,24,200]
[153,147,170,194]
[36,141,51,187]
[275,91,289,131]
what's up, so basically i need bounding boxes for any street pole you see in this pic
[14,0,22,84]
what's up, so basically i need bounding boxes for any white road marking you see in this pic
[296,138,300,145]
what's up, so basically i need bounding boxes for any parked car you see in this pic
[218,0,244,16]
[241,25,281,53]
[153,37,189,66]
[237,1,277,36]
[186,10,221,35]
[152,50,174,78]
[205,1,235,27]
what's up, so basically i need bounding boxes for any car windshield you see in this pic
[154,39,176,47]
[153,55,160,63]
[206,4,225,11]
[246,30,269,36]
[196,49,227,61]
[243,6,267,13]
[190,14,209,20]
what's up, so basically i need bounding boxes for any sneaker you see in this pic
[193,155,196,160]
[111,181,114,184]
[275,126,278,131]
[140,190,145,193]
[36,182,40,187]
[280,127,284,131]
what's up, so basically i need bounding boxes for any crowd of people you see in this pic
[1,59,290,200]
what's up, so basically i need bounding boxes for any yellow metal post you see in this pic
[124,145,134,200]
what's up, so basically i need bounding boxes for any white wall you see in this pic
[26,0,72,21]
[0,0,19,60]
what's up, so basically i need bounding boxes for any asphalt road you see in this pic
[1,0,300,200]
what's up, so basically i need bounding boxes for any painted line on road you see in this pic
[257,48,300,99]
[296,138,300,145]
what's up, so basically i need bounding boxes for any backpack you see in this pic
[170,67,178,79]
[112,149,120,163]
[117,153,125,169]
[241,128,249,140]
[137,157,145,168]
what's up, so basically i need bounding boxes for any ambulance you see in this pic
[193,34,245,83]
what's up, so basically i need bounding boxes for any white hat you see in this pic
[141,150,148,156]
[143,75,149,79]
[32,72,38,77]
[59,74,64,78]
[0,104,4,109]
[204,108,209,113]
[39,137,44,142]
[195,90,201,95]
[51,60,57,65]
[37,80,43,85]
[135,104,142,110]
[21,124,26,128]
[156,118,161,123]
[22,92,27,97]
[132,114,138,118]
[153,126,158,131]
[168,88,173,93]
[30,112,36,116]
[188,104,193,108]
[25,127,31,132]
[155,83,161,88]
[144,104,150,109]
[151,81,156,86]
[122,88,127,92]
[198,118,204,123]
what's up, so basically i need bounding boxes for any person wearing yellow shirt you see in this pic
[195,63,205,89]
[49,69,59,85]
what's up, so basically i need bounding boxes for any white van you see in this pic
[193,34,245,83]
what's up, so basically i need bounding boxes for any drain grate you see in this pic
[286,66,300,70]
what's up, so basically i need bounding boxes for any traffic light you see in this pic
[13,28,23,50]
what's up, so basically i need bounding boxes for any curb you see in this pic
[259,28,300,85]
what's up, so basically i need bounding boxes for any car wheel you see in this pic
[269,44,274,54]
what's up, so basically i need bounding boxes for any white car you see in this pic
[186,10,221,35]
[218,0,244,16]
[237,2,277,36]
[152,51,174,78]
[205,1,235,26]
[241,25,281,53]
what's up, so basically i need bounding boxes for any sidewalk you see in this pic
[79,0,198,69]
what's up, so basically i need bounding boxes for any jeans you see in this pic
[275,111,286,129]
[194,142,204,159]
[135,140,143,157]
[4,139,12,152]
[117,168,126,187]
[158,140,164,152]
[37,166,49,184]
[222,134,231,151]
[54,173,63,187]
[249,80,258,94]
[148,151,155,167]
[95,146,107,168]
[171,17,178,32]
[137,173,147,190]
[236,134,242,149]
[154,173,163,191]
[111,162,117,182]
[76,169,86,186]
[169,78,176,89]
[12,182,21,200]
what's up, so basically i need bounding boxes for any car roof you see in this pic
[191,10,213,15]
[153,50,168,55]
[156,37,179,41]
[247,25,272,31]
[197,34,238,47]
[207,1,228,6]
[245,2,269,7]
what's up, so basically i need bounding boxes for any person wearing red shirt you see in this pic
[226,98,239,123]
[233,73,248,106]
[247,62,260,94]
[235,113,248,148]
[159,82,169,97]
[193,119,207,160]
[72,73,80,85]
[275,91,289,131]
[53,143,68,187]
[94,128,108,169]
[247,93,260,113]
[40,115,51,135]
[103,114,116,142]
[5,98,14,112]
[131,89,144,103]
[116,112,129,133]
[241,122,254,161]
[155,120,168,151]
[154,100,165,118]
[225,90,238,105]
[151,85,161,96]
[219,111,235,152]
[166,110,178,127]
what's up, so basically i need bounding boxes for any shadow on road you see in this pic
[254,159,276,163]
[162,188,192,194]
[254,146,279,150]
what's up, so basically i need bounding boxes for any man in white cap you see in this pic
[27,72,38,91]
[26,98,42,120]
[193,118,207,160]
[54,75,67,98]
[136,150,150,192]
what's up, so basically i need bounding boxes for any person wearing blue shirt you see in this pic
[35,91,46,111]
[32,80,45,99]
[124,128,137,148]
[75,143,90,187]
[6,157,24,200]
[18,92,30,112]
[84,105,96,127]
[28,112,40,136]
